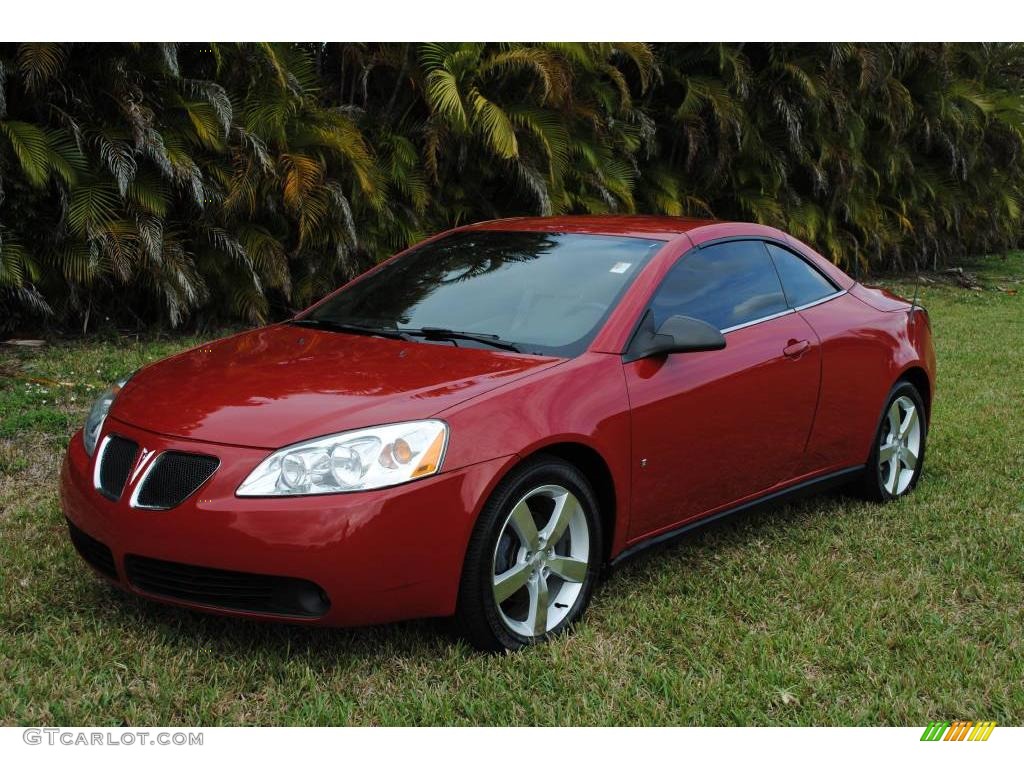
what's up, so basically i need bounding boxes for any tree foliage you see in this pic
[1,42,1022,332]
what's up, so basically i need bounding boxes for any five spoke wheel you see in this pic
[491,484,590,637]
[878,394,922,496]
[859,381,928,502]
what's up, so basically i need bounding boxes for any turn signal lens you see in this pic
[412,430,446,478]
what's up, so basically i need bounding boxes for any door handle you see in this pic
[783,339,810,359]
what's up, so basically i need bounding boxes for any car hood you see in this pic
[111,324,562,449]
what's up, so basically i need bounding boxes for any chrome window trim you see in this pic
[721,308,795,335]
[719,289,848,335]
[792,288,847,312]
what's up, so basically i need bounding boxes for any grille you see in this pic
[66,519,119,580]
[97,435,138,500]
[124,555,330,617]
[135,452,219,510]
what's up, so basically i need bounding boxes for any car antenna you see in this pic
[909,260,921,323]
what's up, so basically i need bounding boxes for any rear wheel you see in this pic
[859,381,927,501]
[456,456,602,651]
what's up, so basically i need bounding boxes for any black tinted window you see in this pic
[766,243,837,307]
[650,240,788,330]
[308,231,662,357]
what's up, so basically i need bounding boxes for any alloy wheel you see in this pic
[491,484,590,637]
[878,394,922,496]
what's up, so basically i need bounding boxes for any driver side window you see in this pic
[650,240,789,331]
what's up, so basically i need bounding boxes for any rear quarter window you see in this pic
[765,242,838,308]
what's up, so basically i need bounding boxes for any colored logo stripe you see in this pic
[970,722,997,741]
[944,721,970,741]
[920,721,996,741]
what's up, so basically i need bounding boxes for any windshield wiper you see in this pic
[291,319,523,352]
[289,318,411,341]
[405,327,522,353]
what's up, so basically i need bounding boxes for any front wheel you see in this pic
[859,381,928,501]
[456,456,603,651]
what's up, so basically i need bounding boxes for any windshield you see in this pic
[304,230,663,356]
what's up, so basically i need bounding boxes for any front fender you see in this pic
[437,352,634,557]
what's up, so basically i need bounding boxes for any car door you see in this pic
[624,239,822,540]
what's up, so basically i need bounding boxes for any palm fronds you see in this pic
[1,42,1023,333]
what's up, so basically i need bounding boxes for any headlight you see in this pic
[83,373,132,456]
[236,420,449,496]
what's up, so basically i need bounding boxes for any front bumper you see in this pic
[60,416,509,626]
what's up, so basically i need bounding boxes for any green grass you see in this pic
[1,254,1022,726]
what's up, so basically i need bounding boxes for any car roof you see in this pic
[464,215,717,241]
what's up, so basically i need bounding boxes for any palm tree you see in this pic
[1,42,1022,333]
[0,42,384,330]
[637,42,1024,272]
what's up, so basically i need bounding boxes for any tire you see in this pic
[858,380,928,502]
[456,455,603,652]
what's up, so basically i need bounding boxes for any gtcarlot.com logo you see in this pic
[23,728,203,747]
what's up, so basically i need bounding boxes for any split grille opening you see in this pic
[134,452,219,510]
[95,437,219,510]
[97,435,138,500]
[66,519,118,580]
[124,555,331,617]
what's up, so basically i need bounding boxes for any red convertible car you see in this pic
[62,216,935,650]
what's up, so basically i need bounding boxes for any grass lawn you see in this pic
[1,253,1022,726]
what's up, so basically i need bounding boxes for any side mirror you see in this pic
[624,313,726,362]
